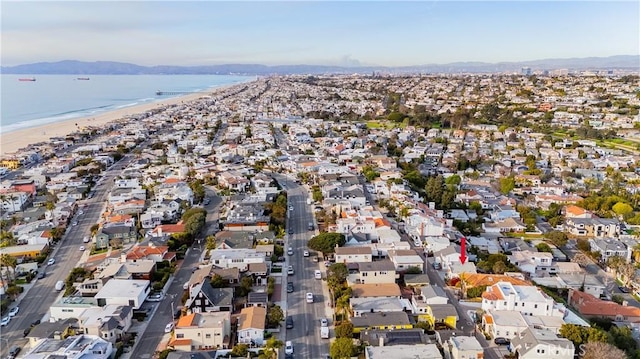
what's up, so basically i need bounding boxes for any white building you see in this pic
[22,335,113,359]
[447,335,484,359]
[481,282,564,318]
[209,249,265,271]
[94,279,150,310]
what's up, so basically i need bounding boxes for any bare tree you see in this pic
[581,342,626,359]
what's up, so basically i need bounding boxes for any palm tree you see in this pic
[258,337,283,359]
[45,201,56,220]
[335,293,351,323]
[0,253,17,282]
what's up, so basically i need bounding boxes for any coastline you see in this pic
[0,83,243,156]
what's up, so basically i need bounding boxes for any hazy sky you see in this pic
[2,1,638,67]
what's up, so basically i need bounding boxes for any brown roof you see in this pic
[335,246,372,255]
[570,290,640,318]
[351,283,401,298]
[461,273,530,288]
[238,306,266,331]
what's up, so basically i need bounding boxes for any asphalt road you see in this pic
[0,154,137,356]
[129,189,223,358]
[277,175,330,359]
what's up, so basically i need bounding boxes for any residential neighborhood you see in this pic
[1,71,640,359]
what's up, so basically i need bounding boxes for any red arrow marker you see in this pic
[459,237,467,264]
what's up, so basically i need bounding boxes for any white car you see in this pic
[303,250,309,257]
[147,293,164,302]
[320,318,328,327]
[287,266,294,275]
[47,258,55,265]
[164,322,174,333]
[8,307,19,317]
[79,246,85,251]
[287,247,293,256]
[0,316,10,326]
[289,205,294,211]
[285,341,294,355]
[306,292,314,303]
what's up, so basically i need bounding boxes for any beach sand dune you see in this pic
[1,85,239,156]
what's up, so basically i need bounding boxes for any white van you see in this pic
[55,281,65,291]
[314,270,322,280]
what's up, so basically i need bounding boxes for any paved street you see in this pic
[127,189,223,358]
[277,174,332,359]
[0,154,138,357]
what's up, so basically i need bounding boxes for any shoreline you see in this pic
[0,82,246,156]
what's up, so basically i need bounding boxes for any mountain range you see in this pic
[2,55,638,75]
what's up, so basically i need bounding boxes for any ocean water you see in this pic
[0,74,254,134]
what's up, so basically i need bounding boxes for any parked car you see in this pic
[23,327,31,337]
[619,286,630,293]
[494,337,510,345]
[287,266,294,275]
[164,322,175,333]
[7,346,21,359]
[287,247,294,255]
[286,316,294,329]
[37,271,46,279]
[79,246,86,251]
[147,293,164,302]
[320,318,328,327]
[31,319,41,326]
[8,306,19,317]
[286,282,294,293]
[306,292,314,303]
[0,316,10,326]
[47,258,56,265]
[303,250,309,257]
[288,228,294,234]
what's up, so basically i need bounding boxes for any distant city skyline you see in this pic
[2,1,638,67]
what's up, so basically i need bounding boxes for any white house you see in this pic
[481,282,564,318]
[171,311,231,351]
[237,306,266,346]
[448,336,484,359]
[335,246,373,264]
[209,249,266,272]
[510,328,574,359]
[94,279,150,310]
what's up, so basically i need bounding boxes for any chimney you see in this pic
[120,254,127,263]
[379,336,385,347]
[420,222,424,237]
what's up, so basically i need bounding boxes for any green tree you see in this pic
[230,343,249,357]
[266,304,284,328]
[613,202,633,218]
[335,321,354,338]
[307,233,346,254]
[330,337,355,359]
[236,276,253,297]
[544,230,568,247]
[445,174,461,186]
[0,253,17,281]
[210,274,226,288]
[499,176,516,195]
[536,243,553,253]
[259,337,283,359]
[205,235,217,250]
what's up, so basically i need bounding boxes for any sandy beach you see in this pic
[1,84,241,156]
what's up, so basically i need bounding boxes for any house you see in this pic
[186,281,234,313]
[25,318,78,348]
[22,334,114,359]
[335,246,373,263]
[508,250,554,277]
[126,244,176,263]
[246,292,269,308]
[568,289,640,322]
[482,218,527,233]
[351,283,402,298]
[96,259,156,281]
[387,249,424,273]
[589,238,629,263]
[482,310,528,340]
[360,329,429,347]
[447,336,484,359]
[350,297,409,317]
[364,344,442,359]
[214,231,255,250]
[347,260,397,285]
[209,249,266,272]
[237,306,267,346]
[350,311,413,334]
[481,282,564,318]
[423,304,458,329]
[79,305,133,343]
[94,225,137,249]
[509,327,574,359]
[94,279,150,310]
[170,312,231,351]
[565,217,620,238]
